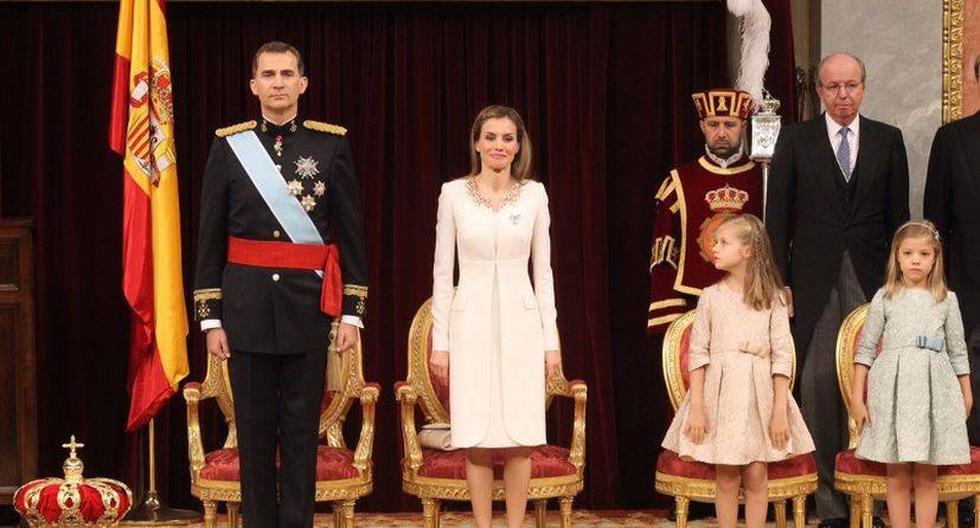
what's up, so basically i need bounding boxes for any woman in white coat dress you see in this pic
[430,105,562,528]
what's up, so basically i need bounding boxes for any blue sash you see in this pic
[225,131,324,246]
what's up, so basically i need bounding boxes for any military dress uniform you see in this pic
[193,115,367,528]
[648,89,763,334]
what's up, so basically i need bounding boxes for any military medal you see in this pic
[273,135,283,157]
[301,195,317,212]
[314,181,326,197]
[287,179,303,196]
[294,156,320,180]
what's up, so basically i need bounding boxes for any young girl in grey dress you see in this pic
[850,220,973,528]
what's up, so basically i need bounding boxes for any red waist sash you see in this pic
[227,236,342,318]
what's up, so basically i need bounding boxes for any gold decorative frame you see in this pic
[656,310,816,528]
[183,322,378,528]
[396,298,587,528]
[943,0,965,122]
[833,304,980,528]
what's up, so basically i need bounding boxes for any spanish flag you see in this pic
[109,0,189,431]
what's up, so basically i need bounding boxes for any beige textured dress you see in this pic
[662,284,815,465]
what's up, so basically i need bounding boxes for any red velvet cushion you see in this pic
[199,446,359,482]
[835,449,886,477]
[836,447,980,477]
[417,445,576,479]
[426,327,451,413]
[14,478,131,523]
[657,450,817,480]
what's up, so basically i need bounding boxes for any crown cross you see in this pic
[62,435,84,457]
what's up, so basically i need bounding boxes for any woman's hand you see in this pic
[769,406,789,450]
[684,404,708,444]
[851,397,871,433]
[430,351,449,385]
[545,350,561,381]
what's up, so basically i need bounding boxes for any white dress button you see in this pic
[273,230,281,238]
[272,273,280,281]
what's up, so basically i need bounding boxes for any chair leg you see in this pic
[850,496,861,528]
[226,502,239,528]
[332,499,356,528]
[559,496,574,528]
[975,495,980,528]
[775,500,788,528]
[202,501,217,528]
[674,496,690,528]
[860,494,874,528]
[948,501,960,528]
[792,494,807,528]
[534,500,548,528]
[422,498,441,528]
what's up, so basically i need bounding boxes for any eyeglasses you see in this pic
[820,82,862,94]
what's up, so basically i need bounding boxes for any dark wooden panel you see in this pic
[0,239,16,292]
[0,219,35,506]
[0,306,15,486]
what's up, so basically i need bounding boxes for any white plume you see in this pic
[727,0,771,106]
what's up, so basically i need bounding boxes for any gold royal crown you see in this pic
[705,185,749,212]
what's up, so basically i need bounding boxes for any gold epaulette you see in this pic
[303,120,347,136]
[215,120,257,137]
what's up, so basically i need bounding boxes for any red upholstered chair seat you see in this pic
[199,446,359,482]
[417,445,576,479]
[657,450,817,480]
[836,446,980,477]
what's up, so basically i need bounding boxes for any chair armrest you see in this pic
[567,381,587,474]
[352,382,380,473]
[183,382,208,481]
[395,382,424,473]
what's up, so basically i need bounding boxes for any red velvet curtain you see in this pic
[0,1,792,511]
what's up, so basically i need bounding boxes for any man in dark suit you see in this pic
[925,54,980,442]
[193,41,367,528]
[766,52,910,528]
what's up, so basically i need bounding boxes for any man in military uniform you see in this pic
[648,88,764,334]
[193,41,367,527]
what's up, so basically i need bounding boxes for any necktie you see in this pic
[837,127,852,182]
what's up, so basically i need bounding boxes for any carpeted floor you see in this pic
[174,510,812,527]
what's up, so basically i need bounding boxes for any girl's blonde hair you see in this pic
[468,105,534,181]
[719,214,785,311]
[884,220,948,302]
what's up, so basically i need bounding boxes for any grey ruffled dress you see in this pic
[855,288,971,465]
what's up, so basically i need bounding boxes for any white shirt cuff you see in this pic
[201,319,222,332]
[341,315,364,329]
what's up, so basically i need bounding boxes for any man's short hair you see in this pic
[252,41,304,77]
[817,52,866,85]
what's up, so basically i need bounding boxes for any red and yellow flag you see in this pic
[109,0,189,431]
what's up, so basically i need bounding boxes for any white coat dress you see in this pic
[431,177,559,448]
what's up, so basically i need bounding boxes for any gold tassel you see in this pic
[326,325,345,392]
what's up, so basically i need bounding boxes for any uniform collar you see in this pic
[703,144,746,169]
[260,113,300,136]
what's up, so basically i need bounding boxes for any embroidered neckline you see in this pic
[465,176,527,212]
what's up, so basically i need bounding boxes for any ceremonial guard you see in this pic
[648,89,764,333]
[193,41,367,528]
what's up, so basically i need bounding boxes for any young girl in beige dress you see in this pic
[662,214,815,528]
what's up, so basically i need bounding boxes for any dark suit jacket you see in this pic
[924,111,980,344]
[193,117,368,355]
[766,114,910,358]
